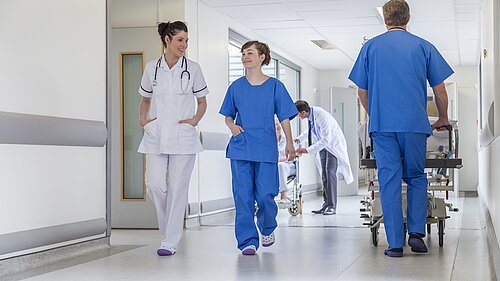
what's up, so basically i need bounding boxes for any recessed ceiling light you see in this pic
[311,40,336,50]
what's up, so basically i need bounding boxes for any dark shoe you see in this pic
[323,207,336,215]
[241,245,256,255]
[384,247,403,258]
[157,247,175,256]
[408,233,428,253]
[311,205,327,214]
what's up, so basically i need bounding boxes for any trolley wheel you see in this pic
[438,220,445,247]
[427,223,431,235]
[288,199,302,216]
[371,225,379,246]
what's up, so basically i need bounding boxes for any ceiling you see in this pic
[201,0,481,70]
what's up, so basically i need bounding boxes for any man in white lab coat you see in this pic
[294,100,353,215]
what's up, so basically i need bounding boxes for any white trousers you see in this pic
[278,161,296,193]
[146,153,196,249]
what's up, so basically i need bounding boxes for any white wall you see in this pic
[111,0,185,27]
[478,0,500,247]
[0,0,106,255]
[446,67,479,192]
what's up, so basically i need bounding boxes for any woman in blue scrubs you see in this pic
[219,41,297,255]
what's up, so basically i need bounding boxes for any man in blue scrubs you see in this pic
[349,0,453,257]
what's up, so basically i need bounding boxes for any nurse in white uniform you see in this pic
[138,21,209,256]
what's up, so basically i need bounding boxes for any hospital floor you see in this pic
[3,192,496,281]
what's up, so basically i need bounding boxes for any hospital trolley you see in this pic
[359,123,462,247]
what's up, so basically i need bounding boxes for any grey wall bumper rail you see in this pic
[0,111,107,147]
[0,219,107,256]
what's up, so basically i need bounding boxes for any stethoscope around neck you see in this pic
[153,55,191,94]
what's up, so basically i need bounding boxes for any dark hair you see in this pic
[295,100,310,113]
[383,0,410,26]
[241,40,271,66]
[157,21,188,47]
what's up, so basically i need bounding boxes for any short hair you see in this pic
[383,0,410,26]
[157,21,188,47]
[295,100,310,113]
[241,40,271,66]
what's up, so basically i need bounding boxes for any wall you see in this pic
[0,0,107,258]
[478,0,500,248]
[447,66,479,192]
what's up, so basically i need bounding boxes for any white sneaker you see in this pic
[262,232,275,247]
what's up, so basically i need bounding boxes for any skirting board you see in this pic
[479,197,500,279]
[0,219,107,257]
[0,237,110,277]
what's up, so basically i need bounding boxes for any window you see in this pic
[120,52,146,200]
[228,43,244,85]
[263,59,277,78]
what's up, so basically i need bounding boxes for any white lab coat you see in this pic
[297,106,354,184]
[137,55,209,154]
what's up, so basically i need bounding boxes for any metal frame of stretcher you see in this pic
[359,125,462,247]
[287,157,303,216]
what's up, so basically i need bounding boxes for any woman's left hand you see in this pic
[285,143,296,161]
[179,118,198,126]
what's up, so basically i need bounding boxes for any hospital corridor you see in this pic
[1,0,499,280]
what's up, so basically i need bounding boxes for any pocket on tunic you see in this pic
[179,123,197,141]
[228,132,247,157]
[144,119,159,136]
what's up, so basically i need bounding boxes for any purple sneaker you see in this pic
[157,247,176,256]
[241,245,256,255]
[262,233,275,247]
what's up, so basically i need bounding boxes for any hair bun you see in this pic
[157,22,170,37]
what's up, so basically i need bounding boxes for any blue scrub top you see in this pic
[219,77,298,163]
[348,30,454,136]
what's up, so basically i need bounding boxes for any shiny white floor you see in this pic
[6,193,496,281]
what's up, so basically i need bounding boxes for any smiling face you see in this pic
[241,44,265,69]
[165,31,188,58]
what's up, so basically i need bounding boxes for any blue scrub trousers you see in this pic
[230,160,279,250]
[372,132,428,248]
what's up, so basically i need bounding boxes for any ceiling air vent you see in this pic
[311,40,336,50]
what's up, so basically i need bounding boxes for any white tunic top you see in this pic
[137,55,209,154]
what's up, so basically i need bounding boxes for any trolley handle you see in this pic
[434,124,453,155]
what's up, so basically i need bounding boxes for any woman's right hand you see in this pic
[230,124,244,136]
[140,118,157,128]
